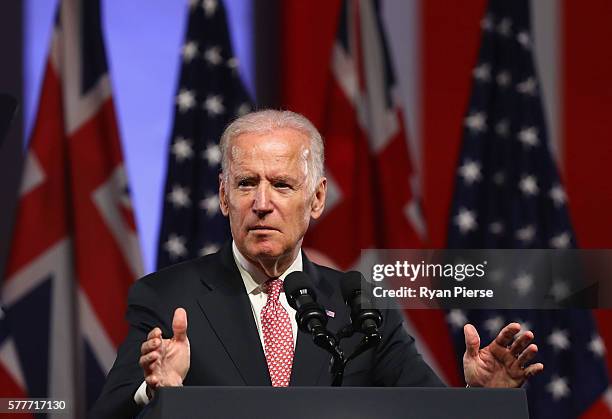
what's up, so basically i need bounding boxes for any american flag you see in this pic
[447,0,610,417]
[156,0,252,269]
[0,0,142,417]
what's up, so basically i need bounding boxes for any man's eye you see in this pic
[238,179,255,187]
[274,182,291,189]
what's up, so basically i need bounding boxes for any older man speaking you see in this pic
[90,110,543,418]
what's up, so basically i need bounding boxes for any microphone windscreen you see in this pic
[341,271,365,301]
[283,271,314,298]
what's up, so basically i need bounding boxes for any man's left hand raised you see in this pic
[463,322,544,388]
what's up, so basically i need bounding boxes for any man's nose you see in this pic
[253,183,273,217]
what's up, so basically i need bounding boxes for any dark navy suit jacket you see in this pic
[90,243,443,418]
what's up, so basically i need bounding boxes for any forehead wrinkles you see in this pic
[228,138,311,177]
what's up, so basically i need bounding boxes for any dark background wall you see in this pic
[0,2,23,282]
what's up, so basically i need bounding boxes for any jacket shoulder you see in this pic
[312,262,344,278]
[131,252,223,296]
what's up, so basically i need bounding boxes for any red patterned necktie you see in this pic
[260,278,294,387]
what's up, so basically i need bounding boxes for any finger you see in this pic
[509,330,534,357]
[523,362,544,378]
[494,322,522,347]
[146,374,159,389]
[172,308,188,342]
[138,351,162,370]
[139,350,161,369]
[140,337,161,355]
[141,360,156,377]
[463,324,480,358]
[516,344,538,366]
[147,327,162,341]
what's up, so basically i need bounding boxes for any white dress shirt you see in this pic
[134,242,301,405]
[232,241,299,348]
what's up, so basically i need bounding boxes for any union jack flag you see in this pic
[156,0,252,269]
[303,0,424,268]
[447,0,611,417]
[299,0,462,386]
[0,0,142,417]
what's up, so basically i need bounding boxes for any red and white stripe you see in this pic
[303,0,424,270]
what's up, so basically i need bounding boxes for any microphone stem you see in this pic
[309,324,346,386]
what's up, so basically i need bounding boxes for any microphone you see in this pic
[341,271,383,336]
[284,271,345,386]
[283,271,328,334]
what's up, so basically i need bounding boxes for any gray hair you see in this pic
[219,109,325,192]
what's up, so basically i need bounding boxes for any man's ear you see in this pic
[310,178,327,219]
[219,174,229,216]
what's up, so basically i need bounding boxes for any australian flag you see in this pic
[156,0,252,269]
[446,0,610,417]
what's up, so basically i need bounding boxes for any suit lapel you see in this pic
[195,244,345,386]
[290,256,345,386]
[195,243,271,386]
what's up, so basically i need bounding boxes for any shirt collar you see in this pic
[231,240,303,295]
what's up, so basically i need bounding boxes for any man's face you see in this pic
[219,128,326,263]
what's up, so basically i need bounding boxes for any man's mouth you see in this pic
[248,226,278,232]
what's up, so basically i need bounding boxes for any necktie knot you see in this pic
[263,278,283,301]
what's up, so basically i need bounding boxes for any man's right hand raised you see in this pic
[139,307,190,395]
